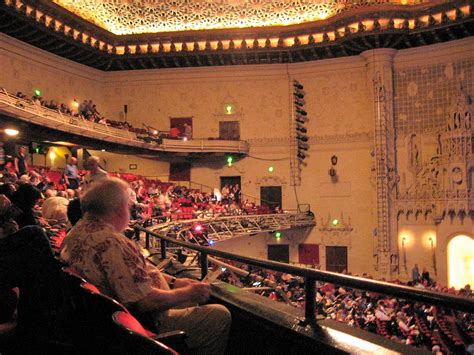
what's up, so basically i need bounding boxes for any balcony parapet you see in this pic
[0,89,249,156]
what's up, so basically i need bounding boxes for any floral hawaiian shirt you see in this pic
[60,215,168,306]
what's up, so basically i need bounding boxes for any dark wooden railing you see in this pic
[134,225,474,325]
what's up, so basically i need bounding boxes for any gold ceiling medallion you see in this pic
[51,0,420,35]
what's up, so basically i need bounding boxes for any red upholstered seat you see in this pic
[113,310,157,338]
[112,311,179,355]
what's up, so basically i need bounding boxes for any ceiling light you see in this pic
[4,128,19,136]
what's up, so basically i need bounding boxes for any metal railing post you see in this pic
[134,227,140,242]
[145,231,151,250]
[304,277,316,325]
[161,239,167,259]
[200,252,208,280]
[134,225,474,314]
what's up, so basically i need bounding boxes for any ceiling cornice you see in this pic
[1,0,472,71]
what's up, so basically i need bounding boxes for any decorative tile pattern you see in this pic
[52,0,418,35]
[394,59,474,135]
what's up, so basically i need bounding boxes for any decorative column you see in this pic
[361,49,398,278]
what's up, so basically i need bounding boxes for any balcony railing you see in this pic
[0,89,249,155]
[135,224,474,329]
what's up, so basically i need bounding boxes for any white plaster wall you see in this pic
[0,34,105,111]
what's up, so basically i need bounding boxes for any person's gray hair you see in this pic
[87,156,100,165]
[80,177,130,217]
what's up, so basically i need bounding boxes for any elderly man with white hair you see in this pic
[60,178,230,354]
[84,156,108,184]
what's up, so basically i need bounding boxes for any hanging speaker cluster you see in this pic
[293,80,308,162]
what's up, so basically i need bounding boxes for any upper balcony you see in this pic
[0,89,249,160]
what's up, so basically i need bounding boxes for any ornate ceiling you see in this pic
[0,0,473,70]
[51,0,416,35]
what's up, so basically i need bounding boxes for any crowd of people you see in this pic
[0,145,472,353]
[0,156,233,353]
[216,261,473,353]
[10,91,164,142]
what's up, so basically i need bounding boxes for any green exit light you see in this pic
[332,219,339,226]
[275,231,282,238]
[34,89,41,96]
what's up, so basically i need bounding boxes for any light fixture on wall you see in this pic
[226,155,234,167]
[329,155,338,182]
[429,237,437,276]
[401,237,407,275]
[225,104,234,115]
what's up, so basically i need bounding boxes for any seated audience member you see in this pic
[66,198,82,227]
[0,225,69,347]
[0,194,19,239]
[169,125,180,139]
[0,183,16,200]
[42,196,69,225]
[60,178,231,354]
[10,183,42,228]
[84,156,108,184]
[183,123,192,140]
[78,100,89,117]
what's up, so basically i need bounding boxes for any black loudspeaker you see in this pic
[124,104,128,113]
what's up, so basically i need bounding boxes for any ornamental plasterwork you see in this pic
[51,0,417,35]
[248,132,372,146]
[397,88,473,221]
[254,175,287,186]
[319,213,353,247]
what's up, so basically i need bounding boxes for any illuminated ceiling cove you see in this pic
[52,0,415,35]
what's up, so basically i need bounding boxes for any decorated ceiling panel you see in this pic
[51,0,419,35]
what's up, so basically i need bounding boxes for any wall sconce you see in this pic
[329,155,338,182]
[429,237,437,276]
[401,237,407,275]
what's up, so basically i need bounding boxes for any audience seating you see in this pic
[112,311,179,355]
[78,282,188,352]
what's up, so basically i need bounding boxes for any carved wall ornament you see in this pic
[255,175,287,186]
[215,94,243,117]
[407,134,422,174]
[319,213,353,233]
[319,213,353,247]
[247,132,372,146]
[397,88,473,220]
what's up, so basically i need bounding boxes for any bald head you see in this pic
[81,177,130,218]
[87,156,101,172]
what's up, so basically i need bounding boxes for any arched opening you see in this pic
[448,234,474,289]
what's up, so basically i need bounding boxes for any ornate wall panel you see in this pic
[394,59,474,135]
